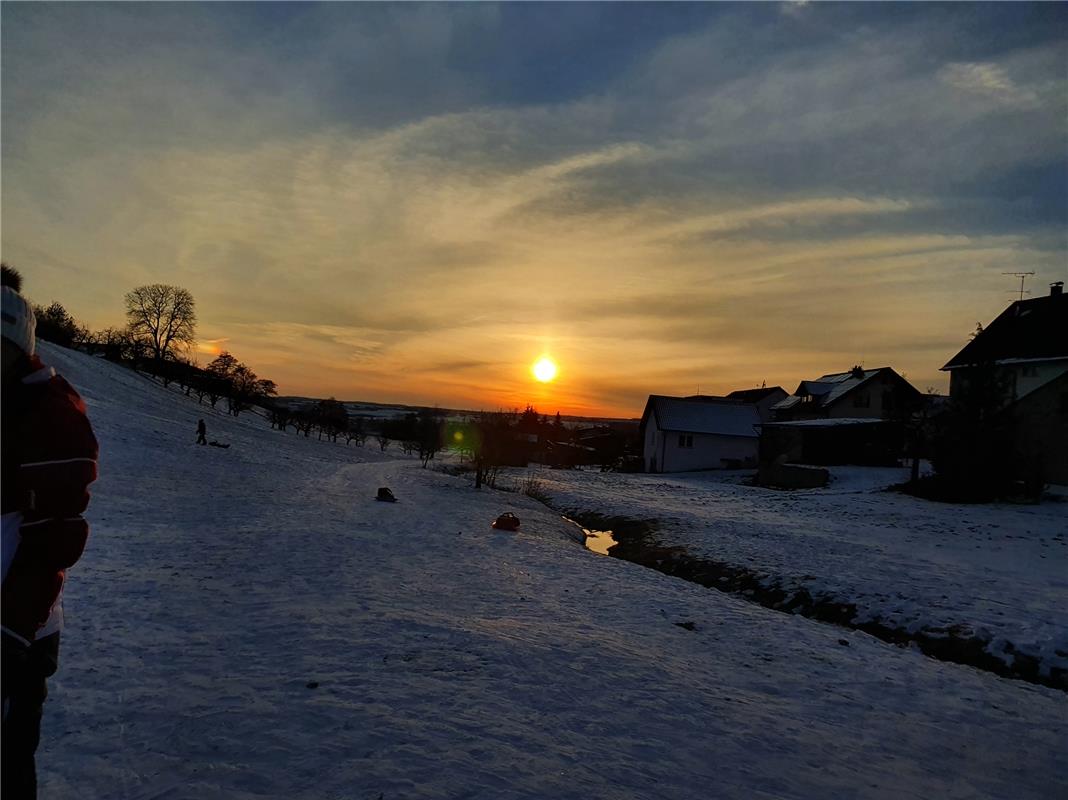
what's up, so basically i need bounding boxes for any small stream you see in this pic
[579,527,617,556]
[565,510,1065,692]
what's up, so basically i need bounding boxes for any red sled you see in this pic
[491,513,520,531]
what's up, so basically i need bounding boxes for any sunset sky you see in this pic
[3,3,1065,417]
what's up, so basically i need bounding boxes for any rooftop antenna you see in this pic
[1003,271,1035,301]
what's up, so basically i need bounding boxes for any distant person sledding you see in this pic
[491,512,520,531]
[376,487,397,503]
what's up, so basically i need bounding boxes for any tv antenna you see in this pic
[1003,271,1035,301]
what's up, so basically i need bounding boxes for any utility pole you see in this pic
[1002,271,1035,301]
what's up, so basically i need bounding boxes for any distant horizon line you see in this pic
[274,394,642,424]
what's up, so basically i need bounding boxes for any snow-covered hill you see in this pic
[529,464,1068,682]
[35,342,1068,799]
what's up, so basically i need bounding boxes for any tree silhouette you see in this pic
[125,284,196,361]
[33,301,84,347]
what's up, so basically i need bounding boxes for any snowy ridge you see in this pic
[34,342,1068,799]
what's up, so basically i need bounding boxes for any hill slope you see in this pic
[35,342,1068,799]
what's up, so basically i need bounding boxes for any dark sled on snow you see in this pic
[491,512,520,531]
[375,487,398,503]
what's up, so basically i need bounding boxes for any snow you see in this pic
[528,465,1068,677]
[762,417,887,428]
[32,342,1068,799]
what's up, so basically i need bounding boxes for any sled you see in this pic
[491,512,520,531]
[375,487,398,503]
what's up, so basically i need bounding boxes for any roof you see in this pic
[942,292,1068,370]
[725,386,786,402]
[761,418,887,428]
[643,395,761,438]
[771,368,888,411]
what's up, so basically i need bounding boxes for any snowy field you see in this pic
[35,342,1068,799]
[528,464,1068,681]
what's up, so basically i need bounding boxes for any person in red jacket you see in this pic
[2,264,98,799]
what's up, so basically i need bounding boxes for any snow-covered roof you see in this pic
[810,370,884,407]
[773,369,887,410]
[644,396,761,438]
[762,417,886,428]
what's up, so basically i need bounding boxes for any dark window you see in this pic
[678,434,694,448]
[852,392,870,408]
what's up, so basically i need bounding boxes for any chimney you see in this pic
[1052,281,1064,297]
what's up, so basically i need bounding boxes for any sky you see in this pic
[3,2,1065,417]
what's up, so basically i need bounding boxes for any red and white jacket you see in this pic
[1,354,98,646]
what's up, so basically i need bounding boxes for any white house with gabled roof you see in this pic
[640,395,762,473]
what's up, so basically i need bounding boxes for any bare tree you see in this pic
[125,284,196,361]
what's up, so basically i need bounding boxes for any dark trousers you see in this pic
[196,432,207,445]
[2,632,59,800]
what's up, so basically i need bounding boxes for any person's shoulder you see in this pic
[26,362,94,437]
[37,370,88,415]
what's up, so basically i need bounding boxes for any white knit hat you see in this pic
[1,286,36,356]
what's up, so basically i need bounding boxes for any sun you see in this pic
[532,356,558,383]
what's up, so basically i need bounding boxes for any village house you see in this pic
[942,281,1067,407]
[941,281,1068,486]
[770,366,923,422]
[640,394,764,473]
[725,386,789,421]
[758,368,923,471]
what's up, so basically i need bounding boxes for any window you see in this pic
[678,434,694,448]
[1022,365,1039,378]
[852,392,870,409]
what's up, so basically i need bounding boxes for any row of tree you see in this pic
[265,403,447,468]
[33,284,197,361]
[28,282,280,419]
[25,276,634,483]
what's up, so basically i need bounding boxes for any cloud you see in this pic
[2,4,1065,414]
[939,62,1040,108]
[780,1,811,19]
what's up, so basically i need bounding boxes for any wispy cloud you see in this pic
[939,62,1040,109]
[2,4,1065,415]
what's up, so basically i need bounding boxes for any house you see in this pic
[770,366,923,422]
[758,418,906,468]
[725,386,789,421]
[1000,371,1068,487]
[941,281,1068,486]
[640,395,761,473]
[757,367,923,473]
[941,281,1067,408]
